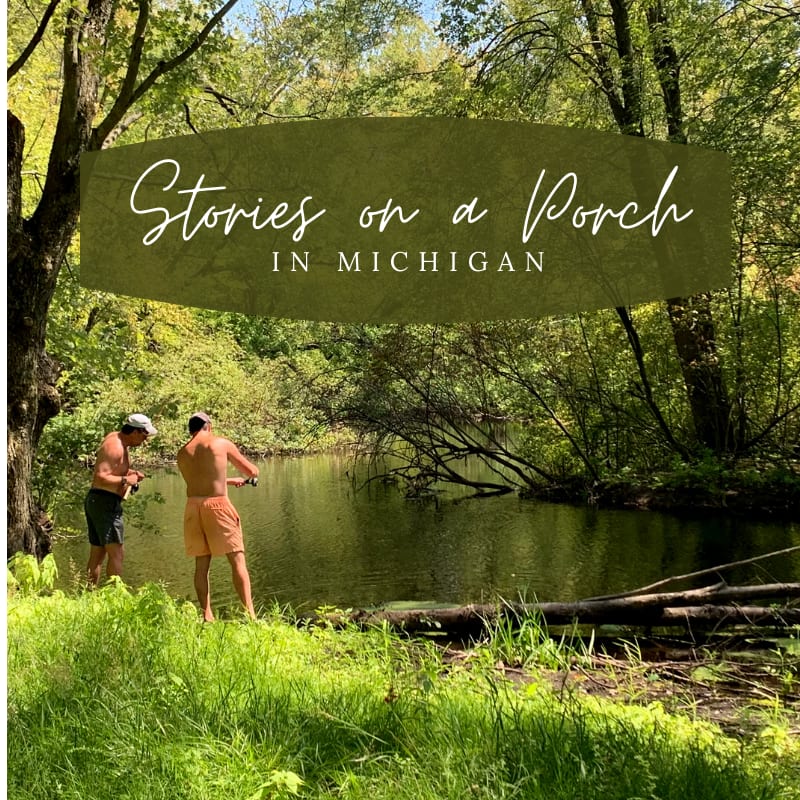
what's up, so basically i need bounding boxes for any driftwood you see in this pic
[583,545,800,601]
[320,590,800,637]
[309,548,800,636]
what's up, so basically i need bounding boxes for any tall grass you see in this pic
[7,582,798,800]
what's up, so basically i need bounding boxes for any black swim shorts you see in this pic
[85,488,124,546]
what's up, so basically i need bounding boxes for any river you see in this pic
[53,453,800,616]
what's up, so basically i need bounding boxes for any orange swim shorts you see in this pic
[183,495,244,557]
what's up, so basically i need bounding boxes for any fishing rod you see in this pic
[124,476,258,500]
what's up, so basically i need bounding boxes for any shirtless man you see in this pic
[176,411,259,621]
[85,413,157,585]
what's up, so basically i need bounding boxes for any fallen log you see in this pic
[584,545,800,601]
[658,605,800,626]
[308,582,800,636]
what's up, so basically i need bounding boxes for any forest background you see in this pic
[7,0,800,560]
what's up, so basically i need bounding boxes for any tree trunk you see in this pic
[7,0,115,558]
[645,1,734,453]
[311,583,800,636]
[6,111,45,557]
[7,111,68,558]
[665,294,733,452]
[583,0,734,455]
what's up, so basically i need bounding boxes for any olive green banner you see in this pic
[80,119,730,322]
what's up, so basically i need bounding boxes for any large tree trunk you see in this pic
[7,0,114,558]
[665,294,733,452]
[646,1,733,453]
[5,2,101,560]
[7,111,66,558]
[6,113,43,557]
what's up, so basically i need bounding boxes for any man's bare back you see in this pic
[177,412,258,620]
[177,430,258,497]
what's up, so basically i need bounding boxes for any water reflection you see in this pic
[54,454,800,615]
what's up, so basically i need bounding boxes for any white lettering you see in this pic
[522,166,693,244]
[358,199,419,231]
[129,159,326,245]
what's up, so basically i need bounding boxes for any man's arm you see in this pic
[225,439,259,484]
[93,439,139,492]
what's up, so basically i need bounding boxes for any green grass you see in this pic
[7,582,799,800]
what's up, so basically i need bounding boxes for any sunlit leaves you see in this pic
[177,0,448,126]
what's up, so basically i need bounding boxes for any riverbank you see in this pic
[523,463,800,520]
[7,582,799,800]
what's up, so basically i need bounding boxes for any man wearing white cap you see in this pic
[85,413,157,586]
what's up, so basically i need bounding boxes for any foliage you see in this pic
[321,317,684,491]
[40,267,338,468]
[6,0,249,559]
[11,0,800,513]
[479,605,589,672]
[192,0,444,125]
[7,552,58,595]
[650,456,800,500]
[7,0,239,216]
[317,0,800,487]
[7,581,799,799]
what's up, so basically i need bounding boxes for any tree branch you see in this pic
[203,83,240,117]
[32,0,115,239]
[92,0,241,148]
[183,102,199,134]
[7,0,63,81]
[742,400,800,451]
[646,0,685,143]
[312,593,800,634]
[92,0,150,148]
[615,306,690,458]
[101,110,144,149]
[578,0,628,131]
[583,545,800,601]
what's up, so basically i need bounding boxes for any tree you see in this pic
[173,0,438,130]
[7,0,241,558]
[332,1,799,490]
[495,0,733,452]
[436,0,799,457]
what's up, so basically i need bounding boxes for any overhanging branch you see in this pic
[91,0,241,148]
[7,0,63,81]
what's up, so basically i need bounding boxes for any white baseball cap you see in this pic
[126,413,158,435]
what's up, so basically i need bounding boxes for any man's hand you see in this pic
[124,471,140,487]
[126,471,144,486]
[227,477,247,488]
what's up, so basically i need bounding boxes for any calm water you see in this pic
[54,453,800,615]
